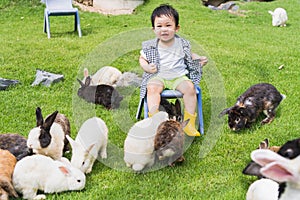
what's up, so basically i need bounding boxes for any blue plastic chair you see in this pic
[44,0,82,38]
[136,85,204,135]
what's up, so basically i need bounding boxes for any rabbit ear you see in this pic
[218,107,232,117]
[59,166,71,176]
[83,68,89,78]
[0,181,19,198]
[260,160,296,183]
[36,107,44,127]
[66,135,80,150]
[86,143,96,153]
[85,76,91,86]
[43,111,58,132]
[174,99,181,114]
[181,119,190,129]
[251,149,286,167]
[259,138,269,149]
[77,78,85,87]
[242,161,263,177]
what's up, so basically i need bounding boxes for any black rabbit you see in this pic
[0,133,33,161]
[77,76,123,109]
[159,98,182,122]
[219,83,284,131]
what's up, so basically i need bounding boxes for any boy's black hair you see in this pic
[151,4,179,28]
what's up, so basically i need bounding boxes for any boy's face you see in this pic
[153,15,179,43]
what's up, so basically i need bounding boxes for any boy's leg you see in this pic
[176,80,200,137]
[147,79,164,116]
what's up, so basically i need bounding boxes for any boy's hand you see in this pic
[199,56,208,67]
[145,63,157,73]
[192,53,208,67]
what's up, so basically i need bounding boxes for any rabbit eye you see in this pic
[77,180,81,183]
[82,161,85,166]
[235,118,240,123]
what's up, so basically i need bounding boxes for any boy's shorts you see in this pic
[148,75,192,90]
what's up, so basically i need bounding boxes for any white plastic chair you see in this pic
[44,0,82,38]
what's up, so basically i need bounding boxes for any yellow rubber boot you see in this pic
[183,110,200,137]
[148,110,159,118]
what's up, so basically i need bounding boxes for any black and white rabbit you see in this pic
[0,133,33,161]
[27,107,70,160]
[244,138,300,199]
[77,76,123,109]
[219,83,285,131]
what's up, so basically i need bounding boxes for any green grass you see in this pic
[1,0,300,199]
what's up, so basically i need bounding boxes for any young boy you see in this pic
[139,4,207,137]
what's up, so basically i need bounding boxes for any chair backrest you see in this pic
[45,0,73,10]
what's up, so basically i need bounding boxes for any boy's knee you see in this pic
[147,84,163,94]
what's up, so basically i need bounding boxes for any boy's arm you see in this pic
[192,53,208,67]
[139,55,157,74]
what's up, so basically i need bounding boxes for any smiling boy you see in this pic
[139,4,207,137]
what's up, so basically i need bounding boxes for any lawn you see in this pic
[1,0,300,199]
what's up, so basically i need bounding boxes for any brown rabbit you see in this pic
[154,119,189,166]
[219,83,285,131]
[0,149,18,200]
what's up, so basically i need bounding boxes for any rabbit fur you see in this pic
[243,138,300,200]
[124,111,169,172]
[243,138,300,178]
[66,117,108,174]
[12,154,86,200]
[77,76,123,109]
[268,8,288,27]
[0,133,33,161]
[246,178,279,200]
[27,107,70,160]
[243,138,280,178]
[82,66,122,87]
[219,83,284,131]
[251,149,300,200]
[154,119,189,166]
[0,149,18,200]
[159,98,183,122]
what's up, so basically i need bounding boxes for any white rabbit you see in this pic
[66,117,108,174]
[82,66,122,87]
[268,8,288,27]
[124,111,169,172]
[12,155,86,200]
[246,178,279,200]
[27,107,71,160]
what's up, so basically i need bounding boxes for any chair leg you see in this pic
[196,86,204,135]
[75,11,82,37]
[144,97,149,119]
[43,14,46,33]
[44,12,51,39]
[135,98,144,120]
